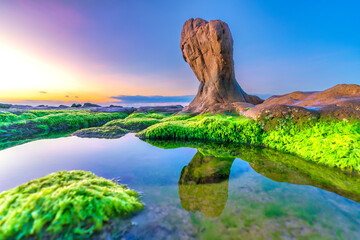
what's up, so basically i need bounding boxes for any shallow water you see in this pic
[0,133,359,239]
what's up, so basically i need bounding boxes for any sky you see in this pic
[0,0,359,106]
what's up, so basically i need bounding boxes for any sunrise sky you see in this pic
[0,0,359,106]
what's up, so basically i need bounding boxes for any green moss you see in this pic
[138,114,264,145]
[0,110,128,139]
[105,118,161,131]
[263,203,285,218]
[126,112,170,119]
[138,115,360,171]
[103,112,186,131]
[0,170,143,239]
[73,126,128,138]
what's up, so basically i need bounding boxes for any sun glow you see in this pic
[0,38,83,99]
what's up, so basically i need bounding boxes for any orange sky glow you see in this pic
[0,34,193,105]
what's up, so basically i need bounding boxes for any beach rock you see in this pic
[244,104,320,122]
[83,103,101,108]
[232,102,255,113]
[247,84,360,120]
[263,84,360,107]
[180,18,262,114]
[71,103,82,108]
[0,103,12,109]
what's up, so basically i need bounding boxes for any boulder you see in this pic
[71,103,82,108]
[244,104,320,122]
[248,84,360,120]
[180,18,262,113]
[0,103,12,109]
[83,103,101,108]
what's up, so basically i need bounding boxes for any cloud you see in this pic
[39,91,47,94]
[65,95,69,98]
[111,95,194,104]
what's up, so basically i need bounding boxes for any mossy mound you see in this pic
[0,110,129,139]
[105,118,161,131]
[138,114,263,145]
[0,170,144,239]
[72,126,128,138]
[138,114,360,172]
[97,113,192,132]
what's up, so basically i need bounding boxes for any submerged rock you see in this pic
[180,18,262,114]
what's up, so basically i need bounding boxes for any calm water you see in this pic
[0,133,359,239]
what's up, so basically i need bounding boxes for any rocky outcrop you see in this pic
[0,103,12,109]
[180,18,262,114]
[243,84,360,121]
[262,84,360,108]
[83,103,101,108]
[71,103,82,108]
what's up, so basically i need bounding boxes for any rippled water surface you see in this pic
[0,133,359,239]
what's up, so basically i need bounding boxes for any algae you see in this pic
[0,170,143,239]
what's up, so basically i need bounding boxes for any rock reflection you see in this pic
[178,152,234,218]
[144,139,360,203]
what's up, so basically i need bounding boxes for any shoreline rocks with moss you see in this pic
[0,110,129,140]
[138,114,360,172]
[72,112,193,138]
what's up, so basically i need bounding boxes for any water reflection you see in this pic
[145,139,360,203]
[178,152,234,217]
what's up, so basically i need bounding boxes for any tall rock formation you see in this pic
[180,18,263,113]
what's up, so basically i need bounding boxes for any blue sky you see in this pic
[0,0,359,105]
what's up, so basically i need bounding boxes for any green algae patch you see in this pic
[102,112,190,131]
[0,170,144,239]
[0,110,129,138]
[73,126,128,138]
[138,115,360,172]
[70,112,183,138]
[105,118,161,131]
[138,114,264,145]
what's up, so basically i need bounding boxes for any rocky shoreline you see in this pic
[0,103,184,114]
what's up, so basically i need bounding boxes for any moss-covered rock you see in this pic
[0,110,129,139]
[138,114,360,172]
[105,118,161,131]
[0,170,144,239]
[72,126,128,138]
